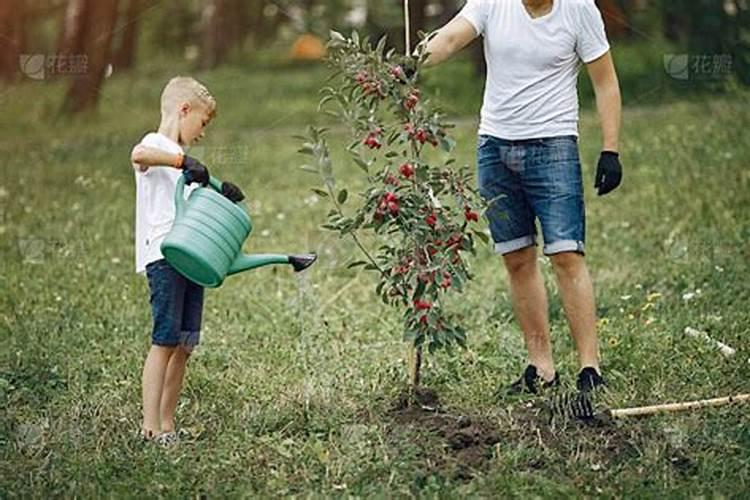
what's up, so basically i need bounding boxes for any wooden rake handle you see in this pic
[610,393,750,418]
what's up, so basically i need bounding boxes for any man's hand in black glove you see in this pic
[594,151,622,196]
[181,155,210,186]
[402,55,419,80]
[221,181,245,203]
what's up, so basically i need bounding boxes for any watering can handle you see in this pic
[174,173,224,219]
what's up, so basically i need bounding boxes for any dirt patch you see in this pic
[386,388,501,481]
[492,399,648,473]
[381,388,651,482]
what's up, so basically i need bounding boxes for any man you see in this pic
[423,0,623,393]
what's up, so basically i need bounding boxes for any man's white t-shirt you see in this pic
[459,0,610,140]
[132,132,195,274]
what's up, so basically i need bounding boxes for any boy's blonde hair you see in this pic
[160,76,217,120]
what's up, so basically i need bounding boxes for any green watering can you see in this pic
[161,174,317,288]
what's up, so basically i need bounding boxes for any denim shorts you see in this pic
[477,134,585,256]
[145,259,204,350]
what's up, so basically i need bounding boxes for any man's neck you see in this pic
[523,0,553,17]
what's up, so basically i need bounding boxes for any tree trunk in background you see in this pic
[0,0,26,81]
[57,0,86,56]
[596,0,630,39]
[408,0,426,47]
[200,0,221,69]
[63,0,119,114]
[437,0,460,26]
[470,38,485,77]
[200,0,249,69]
[114,0,141,71]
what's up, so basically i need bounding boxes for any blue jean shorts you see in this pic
[145,259,204,350]
[477,134,585,256]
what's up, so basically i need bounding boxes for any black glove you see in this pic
[594,151,622,196]
[221,181,245,203]
[400,55,419,80]
[182,155,210,186]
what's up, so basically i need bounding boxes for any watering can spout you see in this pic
[227,253,317,275]
[289,253,318,272]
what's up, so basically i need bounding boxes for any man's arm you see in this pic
[130,145,182,172]
[422,16,478,67]
[585,51,621,152]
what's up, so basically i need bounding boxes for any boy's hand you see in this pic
[594,151,622,196]
[221,181,245,203]
[182,155,210,186]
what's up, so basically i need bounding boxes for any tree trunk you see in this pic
[57,0,86,56]
[63,0,119,114]
[471,38,485,77]
[437,0,460,27]
[596,0,630,39]
[0,0,26,81]
[114,0,141,71]
[407,0,427,48]
[200,0,244,69]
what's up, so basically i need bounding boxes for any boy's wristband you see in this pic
[174,152,184,169]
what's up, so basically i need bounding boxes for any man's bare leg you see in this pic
[549,251,600,372]
[502,246,556,381]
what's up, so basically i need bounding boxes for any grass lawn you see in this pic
[0,60,748,497]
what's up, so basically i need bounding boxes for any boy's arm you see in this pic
[130,145,182,173]
[422,16,478,67]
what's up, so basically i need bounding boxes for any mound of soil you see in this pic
[382,387,653,482]
[387,388,501,480]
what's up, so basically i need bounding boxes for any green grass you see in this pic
[0,60,749,498]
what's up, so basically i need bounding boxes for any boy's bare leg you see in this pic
[549,252,600,371]
[142,345,175,436]
[502,246,556,381]
[160,346,190,433]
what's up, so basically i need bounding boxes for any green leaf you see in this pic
[337,189,348,204]
[329,30,345,42]
[472,229,489,245]
[439,136,456,153]
[375,35,387,56]
[311,188,329,198]
[298,145,315,156]
[352,156,370,173]
[347,260,368,269]
[299,164,318,174]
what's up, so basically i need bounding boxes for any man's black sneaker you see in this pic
[576,367,607,392]
[505,364,560,396]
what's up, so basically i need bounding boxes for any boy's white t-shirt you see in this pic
[459,0,610,140]
[132,132,195,274]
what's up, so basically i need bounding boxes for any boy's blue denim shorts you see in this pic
[145,259,204,351]
[477,134,585,256]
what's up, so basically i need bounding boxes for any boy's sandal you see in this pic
[156,431,178,447]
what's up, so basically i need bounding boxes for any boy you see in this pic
[130,76,244,445]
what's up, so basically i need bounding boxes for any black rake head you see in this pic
[546,391,599,421]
